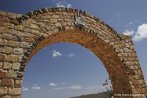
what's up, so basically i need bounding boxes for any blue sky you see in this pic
[0,0,147,98]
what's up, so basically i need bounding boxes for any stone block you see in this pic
[1,95,11,98]
[0,62,3,68]
[7,40,19,47]
[12,96,21,98]
[50,19,57,23]
[6,54,21,62]
[1,46,13,54]
[15,80,22,87]
[20,42,30,48]
[52,15,59,18]
[30,24,39,29]
[0,53,5,62]
[12,63,20,70]
[1,79,14,87]
[3,62,12,69]
[2,34,14,40]
[9,88,21,95]
[139,80,144,84]
[15,25,24,31]
[0,70,7,78]
[0,87,8,95]
[7,70,17,78]
[0,39,7,45]
[14,48,23,55]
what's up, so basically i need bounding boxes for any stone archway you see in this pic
[0,8,147,98]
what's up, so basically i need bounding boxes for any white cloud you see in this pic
[56,1,72,8]
[32,84,41,90]
[22,87,29,91]
[123,23,147,41]
[52,50,62,58]
[133,23,147,41]
[67,53,75,57]
[49,82,57,87]
[69,85,82,90]
[123,30,134,36]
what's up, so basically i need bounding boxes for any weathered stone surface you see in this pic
[1,46,13,54]
[6,55,21,62]
[8,88,21,95]
[7,70,17,78]
[12,96,21,98]
[0,53,5,62]
[0,39,7,45]
[19,42,30,48]
[15,25,24,31]
[1,95,11,98]
[14,48,23,55]
[7,40,19,47]
[0,62,3,68]
[3,62,12,69]
[12,63,20,70]
[15,80,22,87]
[1,34,15,40]
[0,70,7,78]
[30,24,39,29]
[1,79,14,87]
[0,87,8,95]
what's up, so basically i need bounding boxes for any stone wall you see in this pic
[0,7,147,98]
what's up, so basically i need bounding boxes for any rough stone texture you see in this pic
[1,79,14,87]
[0,8,147,98]
[0,70,7,78]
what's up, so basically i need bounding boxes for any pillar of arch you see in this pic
[0,8,147,98]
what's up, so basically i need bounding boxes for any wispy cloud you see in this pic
[52,50,62,58]
[69,85,82,90]
[32,84,41,90]
[49,82,57,87]
[123,23,147,41]
[22,87,29,91]
[67,53,75,57]
[53,87,64,90]
[48,84,82,92]
[61,82,66,85]
[56,1,72,8]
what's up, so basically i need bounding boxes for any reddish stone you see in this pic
[0,53,5,62]
[0,15,10,22]
[0,70,7,78]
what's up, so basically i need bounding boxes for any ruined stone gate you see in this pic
[0,7,147,98]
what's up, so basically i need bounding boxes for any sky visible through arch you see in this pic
[23,42,109,98]
[0,0,147,98]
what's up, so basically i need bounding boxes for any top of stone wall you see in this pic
[0,7,131,40]
[16,7,118,34]
[0,10,22,18]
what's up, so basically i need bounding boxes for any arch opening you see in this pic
[21,29,132,97]
[22,42,112,98]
